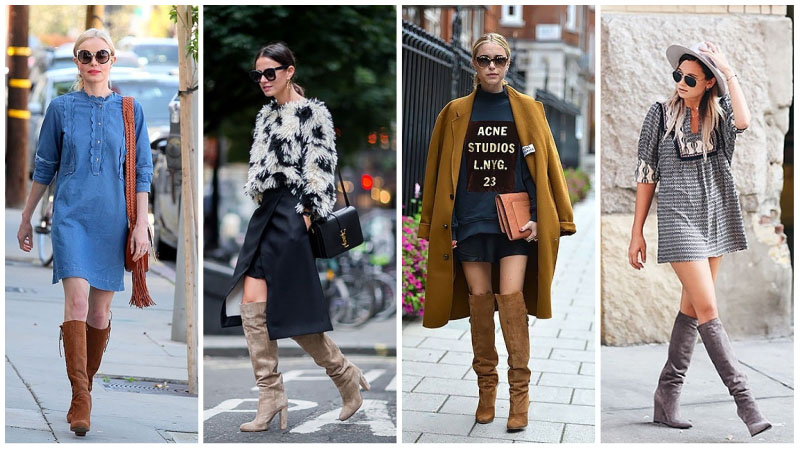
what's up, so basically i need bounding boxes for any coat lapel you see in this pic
[507,86,540,183]
[450,90,476,193]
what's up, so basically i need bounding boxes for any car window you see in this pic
[134,44,178,65]
[112,80,177,129]
[54,81,74,98]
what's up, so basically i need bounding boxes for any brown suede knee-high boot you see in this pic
[240,302,288,432]
[468,292,498,423]
[68,318,111,423]
[292,333,370,420]
[496,292,531,431]
[61,320,91,436]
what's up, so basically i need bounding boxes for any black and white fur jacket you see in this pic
[245,98,338,220]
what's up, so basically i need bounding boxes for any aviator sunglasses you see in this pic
[672,70,701,88]
[76,49,112,65]
[475,55,508,68]
[249,65,289,83]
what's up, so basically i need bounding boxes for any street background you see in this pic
[5,4,199,443]
[202,5,397,443]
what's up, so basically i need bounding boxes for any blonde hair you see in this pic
[663,55,723,159]
[471,33,511,89]
[71,28,116,92]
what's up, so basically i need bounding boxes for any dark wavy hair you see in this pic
[253,41,304,96]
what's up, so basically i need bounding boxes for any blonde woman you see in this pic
[628,42,771,437]
[17,28,153,436]
[220,42,369,432]
[418,33,575,431]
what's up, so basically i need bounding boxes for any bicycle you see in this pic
[34,181,55,266]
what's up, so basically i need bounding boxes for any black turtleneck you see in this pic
[452,85,537,242]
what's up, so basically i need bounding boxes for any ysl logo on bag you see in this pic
[340,228,348,248]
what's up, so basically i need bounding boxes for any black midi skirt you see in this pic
[220,186,333,339]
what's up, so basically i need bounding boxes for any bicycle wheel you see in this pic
[369,272,396,320]
[35,227,53,267]
[329,274,374,327]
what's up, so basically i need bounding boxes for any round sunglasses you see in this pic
[249,65,289,83]
[672,70,701,88]
[76,49,112,65]
[475,55,508,68]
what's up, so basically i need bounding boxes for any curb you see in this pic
[204,345,396,358]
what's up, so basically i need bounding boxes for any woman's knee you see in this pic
[65,293,89,317]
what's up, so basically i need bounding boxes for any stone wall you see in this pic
[600,13,793,345]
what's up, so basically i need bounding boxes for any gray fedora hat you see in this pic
[666,42,727,96]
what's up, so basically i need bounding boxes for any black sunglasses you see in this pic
[672,70,701,88]
[475,55,508,68]
[249,65,289,83]
[76,49,111,65]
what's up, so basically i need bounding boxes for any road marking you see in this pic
[289,399,395,437]
[203,398,317,421]
[384,375,396,391]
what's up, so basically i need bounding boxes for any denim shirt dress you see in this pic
[32,90,153,291]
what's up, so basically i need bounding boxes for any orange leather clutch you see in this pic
[495,192,532,240]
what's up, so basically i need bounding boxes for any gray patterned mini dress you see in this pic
[634,94,748,263]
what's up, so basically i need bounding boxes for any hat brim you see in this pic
[666,44,728,97]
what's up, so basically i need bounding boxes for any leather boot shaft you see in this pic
[653,311,697,429]
[61,320,91,436]
[468,292,498,423]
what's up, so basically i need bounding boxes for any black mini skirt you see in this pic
[454,232,530,263]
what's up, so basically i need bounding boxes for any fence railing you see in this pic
[401,20,525,214]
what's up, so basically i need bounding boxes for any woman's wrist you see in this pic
[21,210,32,222]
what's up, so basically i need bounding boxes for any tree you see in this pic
[203,6,396,162]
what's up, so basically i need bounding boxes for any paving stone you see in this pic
[532,402,595,425]
[439,395,511,419]
[402,392,449,413]
[403,347,445,363]
[417,432,514,443]
[401,431,421,443]
[402,411,476,436]
[539,373,595,389]
[532,385,574,404]
[404,361,471,379]
[572,388,596,406]
[563,423,595,443]
[402,334,425,347]
[580,362,595,376]
[402,375,422,392]
[417,337,474,353]
[404,324,466,340]
[470,419,564,443]
[551,348,595,363]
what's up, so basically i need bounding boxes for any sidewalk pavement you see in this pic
[601,338,793,443]
[204,316,396,358]
[402,190,596,443]
[5,208,198,443]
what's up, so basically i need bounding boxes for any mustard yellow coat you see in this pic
[417,86,576,329]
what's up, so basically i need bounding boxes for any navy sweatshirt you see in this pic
[453,85,537,242]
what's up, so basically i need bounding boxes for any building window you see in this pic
[500,5,524,27]
[565,5,577,32]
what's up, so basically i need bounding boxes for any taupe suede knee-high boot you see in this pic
[496,292,531,431]
[240,302,288,432]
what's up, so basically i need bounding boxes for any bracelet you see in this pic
[726,73,737,82]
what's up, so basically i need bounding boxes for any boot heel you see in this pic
[653,402,666,424]
[359,375,371,391]
[279,406,288,430]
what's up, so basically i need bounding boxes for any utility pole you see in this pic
[85,5,104,29]
[176,5,198,396]
[6,5,31,208]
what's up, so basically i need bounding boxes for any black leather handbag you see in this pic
[308,171,363,258]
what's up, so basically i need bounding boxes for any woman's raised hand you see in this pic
[699,41,733,77]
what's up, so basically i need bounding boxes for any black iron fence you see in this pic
[536,89,581,169]
[401,20,525,214]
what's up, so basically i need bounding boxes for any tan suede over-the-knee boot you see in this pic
[240,302,288,432]
[468,292,499,423]
[292,333,370,420]
[496,292,531,431]
[61,320,91,436]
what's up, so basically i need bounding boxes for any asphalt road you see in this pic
[203,355,396,443]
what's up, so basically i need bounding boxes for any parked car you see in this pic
[27,67,178,178]
[149,93,183,259]
[116,37,179,76]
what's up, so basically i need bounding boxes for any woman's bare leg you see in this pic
[86,288,113,329]
[462,261,492,295]
[63,278,90,321]
[242,275,267,304]
[498,255,527,295]
[673,256,724,324]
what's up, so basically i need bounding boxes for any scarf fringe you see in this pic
[129,261,156,308]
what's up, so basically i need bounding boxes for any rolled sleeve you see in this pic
[634,103,663,184]
[32,100,63,185]
[133,101,153,192]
